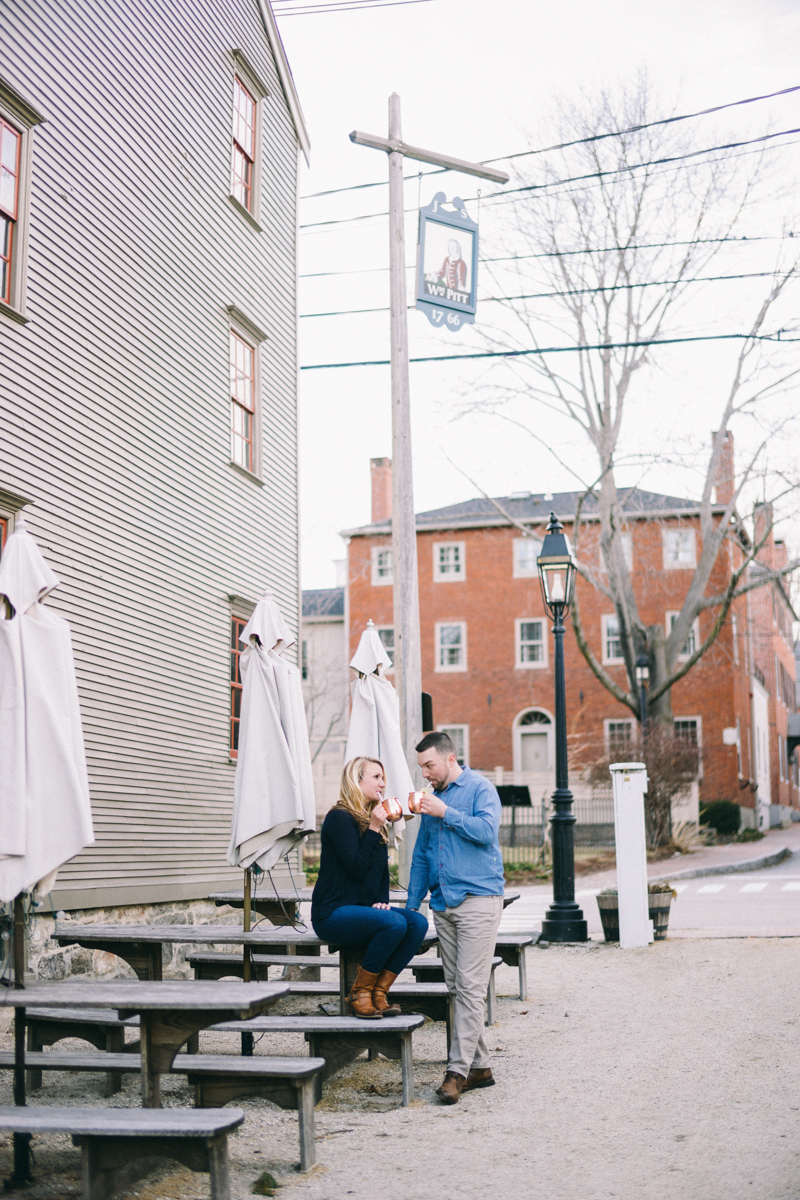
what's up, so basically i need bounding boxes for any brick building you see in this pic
[343,456,798,830]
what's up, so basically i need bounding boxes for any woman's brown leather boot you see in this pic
[347,967,382,1018]
[373,970,402,1017]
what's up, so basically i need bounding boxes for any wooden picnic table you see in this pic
[52,923,320,983]
[206,889,520,1002]
[208,888,313,926]
[4,980,287,1109]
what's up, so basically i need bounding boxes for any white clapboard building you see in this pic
[0,0,309,911]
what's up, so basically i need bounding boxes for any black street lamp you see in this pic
[537,512,588,943]
[635,654,650,730]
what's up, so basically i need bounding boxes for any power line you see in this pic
[481,124,800,203]
[298,234,790,280]
[297,270,787,319]
[273,0,433,13]
[298,127,800,230]
[483,84,800,165]
[300,331,799,370]
[299,83,800,200]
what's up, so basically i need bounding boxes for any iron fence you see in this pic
[303,789,616,872]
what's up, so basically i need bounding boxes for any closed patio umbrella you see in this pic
[0,514,94,903]
[0,514,96,1184]
[345,620,415,843]
[227,588,316,873]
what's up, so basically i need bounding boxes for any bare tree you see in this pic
[302,657,348,764]
[465,78,800,724]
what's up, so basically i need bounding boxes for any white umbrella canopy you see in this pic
[0,515,94,902]
[227,589,316,872]
[345,621,415,843]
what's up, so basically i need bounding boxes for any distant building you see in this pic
[1,0,310,911]
[301,587,348,821]
[344,453,798,830]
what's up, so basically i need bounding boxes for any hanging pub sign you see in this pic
[415,192,478,332]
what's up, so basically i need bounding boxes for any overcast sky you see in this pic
[275,0,800,590]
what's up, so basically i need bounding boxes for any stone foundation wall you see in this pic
[27,899,241,982]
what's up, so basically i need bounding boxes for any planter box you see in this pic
[596,892,673,943]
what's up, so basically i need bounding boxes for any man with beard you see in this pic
[407,731,504,1104]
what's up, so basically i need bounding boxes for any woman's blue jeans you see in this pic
[313,906,428,975]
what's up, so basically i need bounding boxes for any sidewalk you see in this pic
[580,821,800,891]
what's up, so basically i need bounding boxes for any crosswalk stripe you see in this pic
[782,882,800,891]
[740,882,767,893]
[697,883,726,893]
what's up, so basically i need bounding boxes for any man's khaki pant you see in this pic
[433,894,504,1078]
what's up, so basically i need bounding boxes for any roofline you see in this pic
[255,0,311,164]
[301,613,344,624]
[341,505,728,539]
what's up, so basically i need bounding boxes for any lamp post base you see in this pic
[541,904,588,943]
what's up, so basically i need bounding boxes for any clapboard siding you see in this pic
[0,0,305,908]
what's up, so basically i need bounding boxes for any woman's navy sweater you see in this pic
[310,808,389,924]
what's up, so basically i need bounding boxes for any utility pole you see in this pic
[350,95,508,813]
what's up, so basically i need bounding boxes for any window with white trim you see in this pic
[667,612,700,659]
[605,719,634,751]
[663,527,696,569]
[0,80,42,321]
[433,542,466,582]
[778,734,785,782]
[513,536,542,578]
[731,612,739,664]
[602,614,624,664]
[371,546,393,586]
[439,725,469,766]
[228,52,268,227]
[516,618,546,668]
[436,621,467,671]
[377,626,394,672]
[600,532,633,573]
[674,717,701,748]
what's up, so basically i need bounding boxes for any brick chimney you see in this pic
[713,430,735,505]
[754,501,774,563]
[370,457,392,523]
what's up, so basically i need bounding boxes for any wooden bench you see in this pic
[25,1007,140,1095]
[0,1105,244,1200]
[409,955,501,1025]
[0,1052,323,1172]
[495,934,536,999]
[209,1013,425,1106]
[187,954,453,1034]
[186,950,339,982]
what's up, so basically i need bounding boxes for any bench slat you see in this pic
[1,1051,323,1079]
[0,1105,243,1136]
[187,953,339,968]
[209,1014,424,1033]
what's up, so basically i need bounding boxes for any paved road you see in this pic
[499,851,800,938]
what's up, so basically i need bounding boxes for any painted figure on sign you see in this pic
[437,239,467,292]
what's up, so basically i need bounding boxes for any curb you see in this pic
[649,845,793,884]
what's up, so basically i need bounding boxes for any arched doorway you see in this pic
[513,708,554,773]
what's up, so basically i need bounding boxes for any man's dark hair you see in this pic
[416,731,457,757]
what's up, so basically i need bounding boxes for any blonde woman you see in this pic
[311,757,428,1019]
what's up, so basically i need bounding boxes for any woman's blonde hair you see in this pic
[335,757,388,841]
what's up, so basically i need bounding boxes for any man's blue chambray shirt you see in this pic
[406,766,505,912]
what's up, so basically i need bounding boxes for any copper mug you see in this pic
[408,791,427,815]
[382,797,403,822]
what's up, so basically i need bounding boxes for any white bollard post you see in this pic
[609,763,653,949]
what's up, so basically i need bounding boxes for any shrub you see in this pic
[700,800,740,835]
[736,826,764,843]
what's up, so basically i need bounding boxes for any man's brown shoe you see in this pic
[436,1071,466,1104]
[464,1067,495,1091]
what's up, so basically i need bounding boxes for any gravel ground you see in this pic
[1,939,799,1200]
